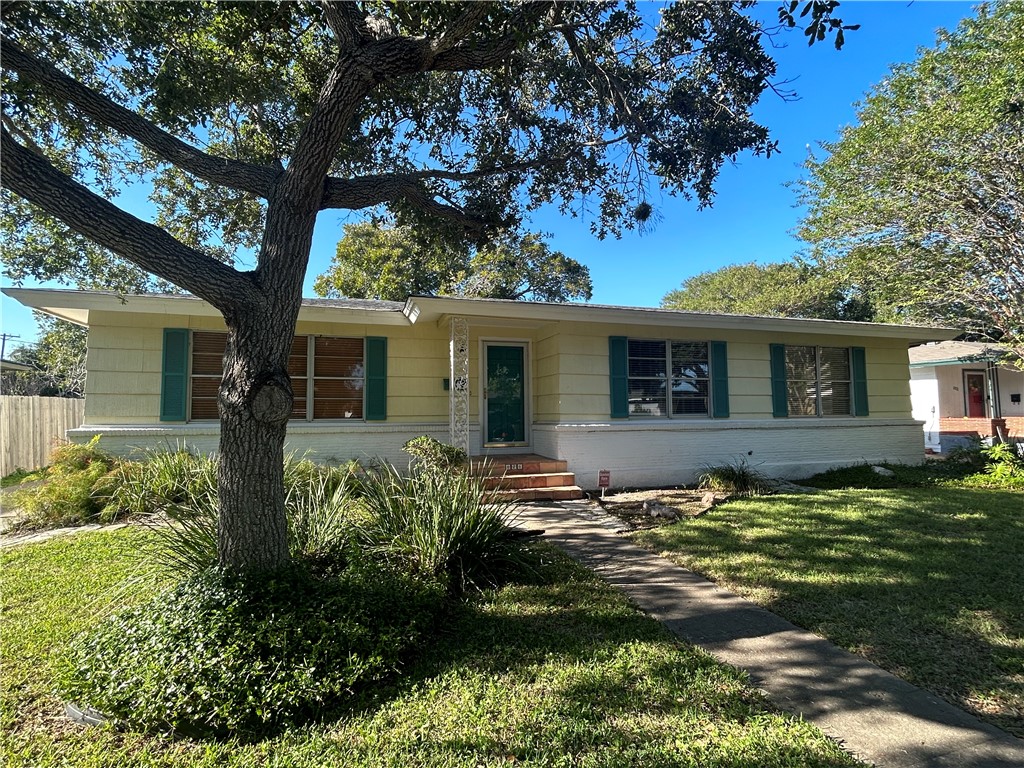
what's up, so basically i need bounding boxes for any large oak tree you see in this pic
[798,1,1024,361]
[1,1,852,572]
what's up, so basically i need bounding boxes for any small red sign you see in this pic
[598,469,611,488]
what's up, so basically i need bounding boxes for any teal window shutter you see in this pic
[365,336,387,421]
[770,344,788,418]
[609,336,628,418]
[160,328,190,421]
[710,341,730,418]
[851,346,869,416]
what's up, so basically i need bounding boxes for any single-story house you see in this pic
[4,287,957,490]
[909,340,1024,452]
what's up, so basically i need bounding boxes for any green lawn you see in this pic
[632,486,1024,738]
[0,527,863,768]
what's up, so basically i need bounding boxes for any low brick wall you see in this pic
[938,417,1005,439]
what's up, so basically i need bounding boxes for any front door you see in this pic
[964,371,987,417]
[485,344,527,446]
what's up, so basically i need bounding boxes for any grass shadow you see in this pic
[633,486,1024,737]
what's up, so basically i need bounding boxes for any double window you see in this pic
[190,332,367,421]
[627,340,711,417]
[610,337,728,419]
[161,329,386,422]
[771,345,867,417]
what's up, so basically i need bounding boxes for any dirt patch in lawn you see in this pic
[593,488,730,530]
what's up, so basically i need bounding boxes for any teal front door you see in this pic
[485,344,526,445]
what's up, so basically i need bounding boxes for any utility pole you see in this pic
[0,333,20,360]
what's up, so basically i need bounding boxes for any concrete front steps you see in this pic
[472,454,584,502]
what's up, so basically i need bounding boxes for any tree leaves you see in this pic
[798,2,1024,359]
[661,261,873,320]
[313,224,592,303]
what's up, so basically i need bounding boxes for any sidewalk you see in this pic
[518,500,1024,768]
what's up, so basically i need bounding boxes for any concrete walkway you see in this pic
[518,501,1024,768]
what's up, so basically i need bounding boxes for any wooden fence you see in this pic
[0,396,86,476]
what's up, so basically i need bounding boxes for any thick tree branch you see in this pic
[320,175,483,233]
[319,0,370,50]
[1,128,258,311]
[432,4,491,54]
[1,36,277,198]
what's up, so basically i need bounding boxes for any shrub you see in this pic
[145,455,361,575]
[697,459,773,496]
[961,442,1024,489]
[402,435,468,471]
[105,446,218,518]
[59,563,445,736]
[6,437,118,528]
[353,462,529,593]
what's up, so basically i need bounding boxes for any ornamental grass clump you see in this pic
[144,454,363,576]
[353,461,529,594]
[105,445,219,518]
[697,459,773,496]
[59,562,445,737]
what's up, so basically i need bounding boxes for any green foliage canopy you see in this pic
[661,261,873,320]
[798,1,1024,358]
[314,224,592,302]
[4,315,87,397]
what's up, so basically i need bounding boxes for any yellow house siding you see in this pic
[85,318,168,423]
[81,307,917,429]
[537,322,914,423]
[534,327,561,422]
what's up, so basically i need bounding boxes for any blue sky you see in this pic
[1,1,976,350]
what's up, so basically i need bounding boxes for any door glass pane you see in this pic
[965,373,986,417]
[487,346,525,443]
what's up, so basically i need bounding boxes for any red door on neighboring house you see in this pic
[964,371,987,417]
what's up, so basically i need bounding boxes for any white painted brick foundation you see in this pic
[533,419,926,489]
[71,418,924,490]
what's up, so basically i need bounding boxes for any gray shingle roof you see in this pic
[909,340,1006,365]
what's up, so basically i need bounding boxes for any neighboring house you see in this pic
[0,359,35,372]
[909,340,1024,452]
[4,287,956,489]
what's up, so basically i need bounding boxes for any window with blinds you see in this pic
[627,339,710,418]
[188,332,364,421]
[312,336,364,419]
[784,346,852,417]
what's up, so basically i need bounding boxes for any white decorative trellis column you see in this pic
[448,316,470,456]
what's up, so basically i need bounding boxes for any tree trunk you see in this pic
[213,161,321,572]
[215,302,297,572]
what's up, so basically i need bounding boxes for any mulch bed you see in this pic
[592,488,729,530]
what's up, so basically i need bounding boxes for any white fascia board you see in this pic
[405,296,960,342]
[2,288,411,327]
[297,303,410,326]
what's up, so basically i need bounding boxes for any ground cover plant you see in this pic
[632,482,1024,737]
[799,443,1024,491]
[1,527,866,767]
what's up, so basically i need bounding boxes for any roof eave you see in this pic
[2,288,411,327]
[405,296,959,341]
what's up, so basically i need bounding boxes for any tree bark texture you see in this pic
[216,304,295,572]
